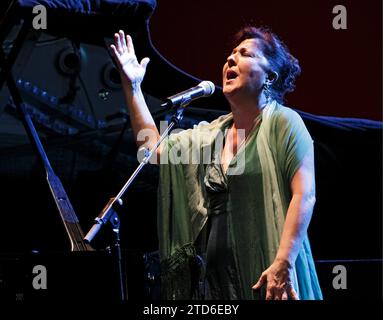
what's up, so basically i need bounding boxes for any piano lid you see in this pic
[14,0,230,110]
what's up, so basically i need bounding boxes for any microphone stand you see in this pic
[84,106,186,301]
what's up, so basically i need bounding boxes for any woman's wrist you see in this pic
[122,81,145,103]
[274,254,294,269]
[121,77,141,93]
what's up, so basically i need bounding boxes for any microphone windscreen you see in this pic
[199,81,215,96]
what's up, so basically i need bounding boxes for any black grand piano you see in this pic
[0,0,381,301]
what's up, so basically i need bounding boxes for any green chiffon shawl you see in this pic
[157,101,323,300]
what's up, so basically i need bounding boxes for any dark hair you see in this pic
[233,26,301,103]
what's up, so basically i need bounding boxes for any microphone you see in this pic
[161,81,215,108]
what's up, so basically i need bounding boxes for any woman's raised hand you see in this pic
[110,30,150,88]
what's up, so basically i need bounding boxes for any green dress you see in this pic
[158,101,323,300]
[204,117,264,300]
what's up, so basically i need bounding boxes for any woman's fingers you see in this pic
[126,34,135,54]
[265,280,274,300]
[252,272,266,290]
[140,57,150,71]
[114,33,123,55]
[287,286,299,300]
[265,290,273,300]
[119,30,127,51]
[113,31,135,57]
[274,287,285,300]
[110,44,119,58]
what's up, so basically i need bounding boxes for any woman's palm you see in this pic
[111,30,149,85]
[118,51,145,83]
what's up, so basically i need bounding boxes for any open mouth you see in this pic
[226,69,238,80]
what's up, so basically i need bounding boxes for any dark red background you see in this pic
[149,0,382,121]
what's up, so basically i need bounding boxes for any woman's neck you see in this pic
[229,93,268,133]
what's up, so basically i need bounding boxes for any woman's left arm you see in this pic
[252,146,316,300]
